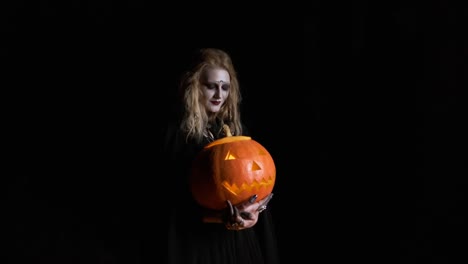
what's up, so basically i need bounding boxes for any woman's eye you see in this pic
[204,83,230,90]
[206,84,216,89]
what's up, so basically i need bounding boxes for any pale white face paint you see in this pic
[201,68,230,113]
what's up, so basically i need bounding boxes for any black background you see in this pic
[4,2,466,263]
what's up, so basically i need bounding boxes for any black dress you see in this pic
[159,118,280,264]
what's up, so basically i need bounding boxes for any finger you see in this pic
[233,206,241,220]
[249,194,258,204]
[226,200,234,217]
[225,200,237,230]
[260,193,273,206]
[257,193,274,212]
[234,208,246,228]
[235,195,257,212]
[238,218,245,227]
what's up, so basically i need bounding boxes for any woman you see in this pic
[160,48,279,264]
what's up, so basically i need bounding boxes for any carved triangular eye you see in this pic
[251,161,261,171]
[224,150,236,160]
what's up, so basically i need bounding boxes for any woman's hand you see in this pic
[224,193,274,231]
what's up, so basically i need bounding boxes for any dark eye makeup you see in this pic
[204,82,230,91]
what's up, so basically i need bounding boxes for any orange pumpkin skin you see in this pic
[190,136,276,210]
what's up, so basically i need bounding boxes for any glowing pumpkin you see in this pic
[190,125,276,210]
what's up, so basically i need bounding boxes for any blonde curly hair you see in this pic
[178,48,243,143]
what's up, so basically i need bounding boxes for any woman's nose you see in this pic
[213,87,222,98]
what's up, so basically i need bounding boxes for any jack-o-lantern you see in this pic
[190,125,276,210]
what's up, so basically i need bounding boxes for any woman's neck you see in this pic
[207,114,218,124]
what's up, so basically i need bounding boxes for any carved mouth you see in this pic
[221,175,275,196]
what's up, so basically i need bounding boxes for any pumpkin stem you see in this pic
[222,124,232,137]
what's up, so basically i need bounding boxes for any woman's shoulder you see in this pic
[157,115,183,150]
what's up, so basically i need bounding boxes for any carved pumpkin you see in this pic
[190,125,276,210]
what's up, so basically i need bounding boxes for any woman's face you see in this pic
[201,68,230,113]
